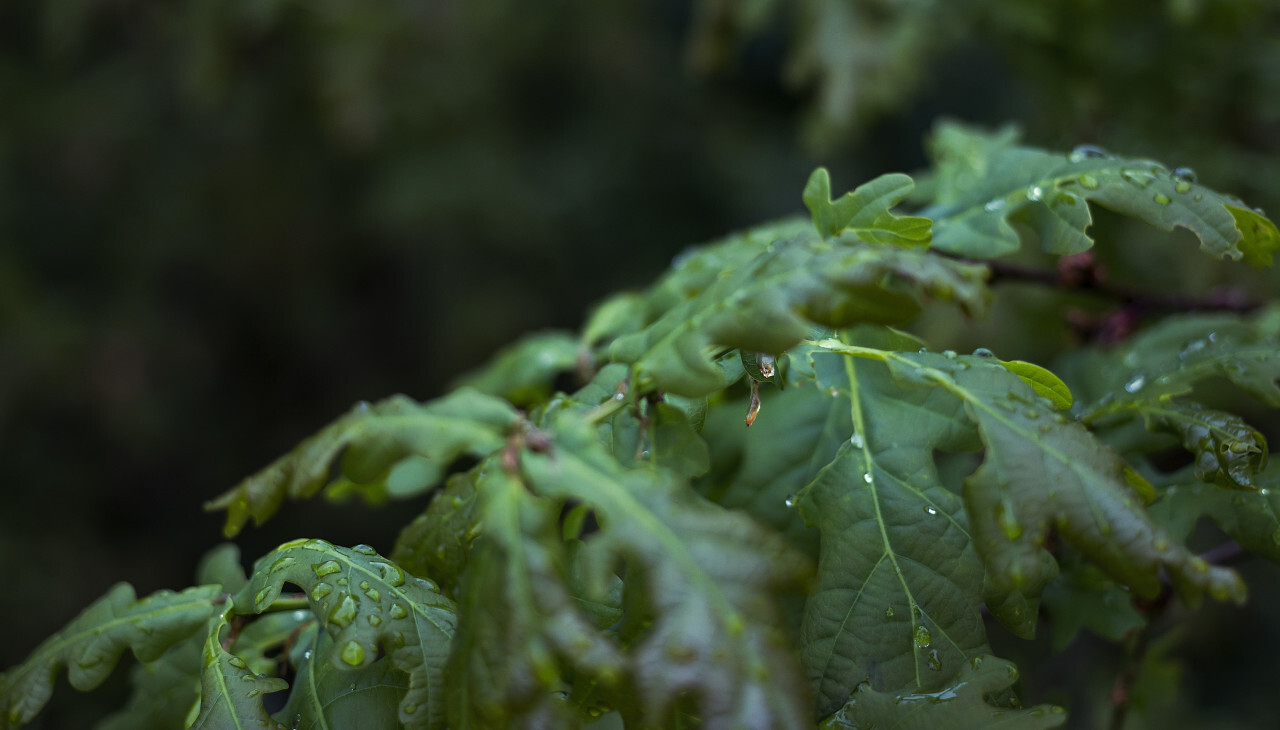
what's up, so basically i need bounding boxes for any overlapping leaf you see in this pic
[206,389,521,536]
[278,627,410,730]
[453,331,583,408]
[921,121,1280,265]
[819,656,1065,730]
[608,229,989,397]
[446,466,624,729]
[1041,561,1145,652]
[520,413,815,730]
[96,635,203,730]
[391,466,484,597]
[1152,466,1280,565]
[803,168,932,246]
[0,583,220,730]
[189,611,289,730]
[799,330,990,717]
[815,341,1247,635]
[233,540,456,730]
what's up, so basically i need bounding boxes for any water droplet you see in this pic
[970,656,984,669]
[1079,174,1100,190]
[640,450,651,459]
[1173,167,1197,183]
[972,347,996,358]
[1174,180,1192,194]
[914,624,933,648]
[1122,170,1154,188]
[336,577,349,586]
[1124,374,1146,393]
[303,650,313,661]
[1261,488,1271,497]
[1026,185,1044,201]
[228,656,247,669]
[1153,192,1172,205]
[391,631,406,648]
[885,607,895,619]
[923,505,938,516]
[1193,193,1203,201]
[340,640,365,666]
[943,350,957,359]
[328,595,358,628]
[368,614,382,626]
[784,493,797,508]
[304,539,331,551]
[270,556,297,573]
[1070,144,1109,162]
[917,347,928,354]
[984,198,1007,212]
[312,560,342,578]
[927,649,942,671]
[1023,408,1040,419]
[389,603,409,619]
[850,431,865,448]
[374,562,406,587]
[364,587,382,602]
[310,582,332,602]
[254,587,273,607]
[912,606,923,620]
[352,544,377,556]
[1050,707,1067,715]
[403,703,418,715]
[1007,664,1019,681]
[863,472,874,484]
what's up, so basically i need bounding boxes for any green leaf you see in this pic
[205,389,522,537]
[391,467,483,598]
[96,636,203,730]
[277,627,409,730]
[1069,307,1280,418]
[521,413,815,730]
[233,540,457,730]
[1137,401,1267,490]
[800,331,990,716]
[1151,467,1280,565]
[922,122,1279,266]
[1,583,220,730]
[815,341,1247,629]
[189,611,289,730]
[1041,561,1146,652]
[446,465,623,729]
[803,168,933,246]
[998,359,1072,411]
[454,330,584,408]
[819,656,1065,729]
[196,543,249,595]
[609,228,988,397]
[232,609,316,677]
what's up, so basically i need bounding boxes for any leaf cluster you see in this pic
[5,123,1280,728]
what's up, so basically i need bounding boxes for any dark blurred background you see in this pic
[3,0,1279,726]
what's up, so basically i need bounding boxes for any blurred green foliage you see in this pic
[2,0,1278,726]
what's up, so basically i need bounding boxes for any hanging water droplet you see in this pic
[1026,185,1044,201]
[784,493,797,508]
[1173,167,1197,183]
[972,347,996,358]
[758,353,777,379]
[914,624,933,648]
[863,472,874,484]
[1078,174,1100,190]
[923,505,938,516]
[341,641,365,666]
[850,431,865,448]
[1124,374,1146,393]
[1069,144,1109,162]
[1153,192,1171,205]
[984,198,1007,212]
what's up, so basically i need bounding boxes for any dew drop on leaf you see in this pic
[923,505,938,516]
[340,640,365,666]
[1026,185,1044,201]
[1173,166,1197,182]
[1124,373,1146,393]
[914,624,932,648]
[389,603,409,619]
[884,607,895,619]
[863,472,874,484]
[1069,144,1109,162]
[850,431,865,448]
[1153,192,1172,205]
[972,347,996,358]
[312,560,342,578]
[352,544,377,556]
[984,198,1006,212]
[1175,180,1192,194]
[1079,174,1100,190]
[943,350,957,359]
[310,583,332,602]
[927,649,942,671]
